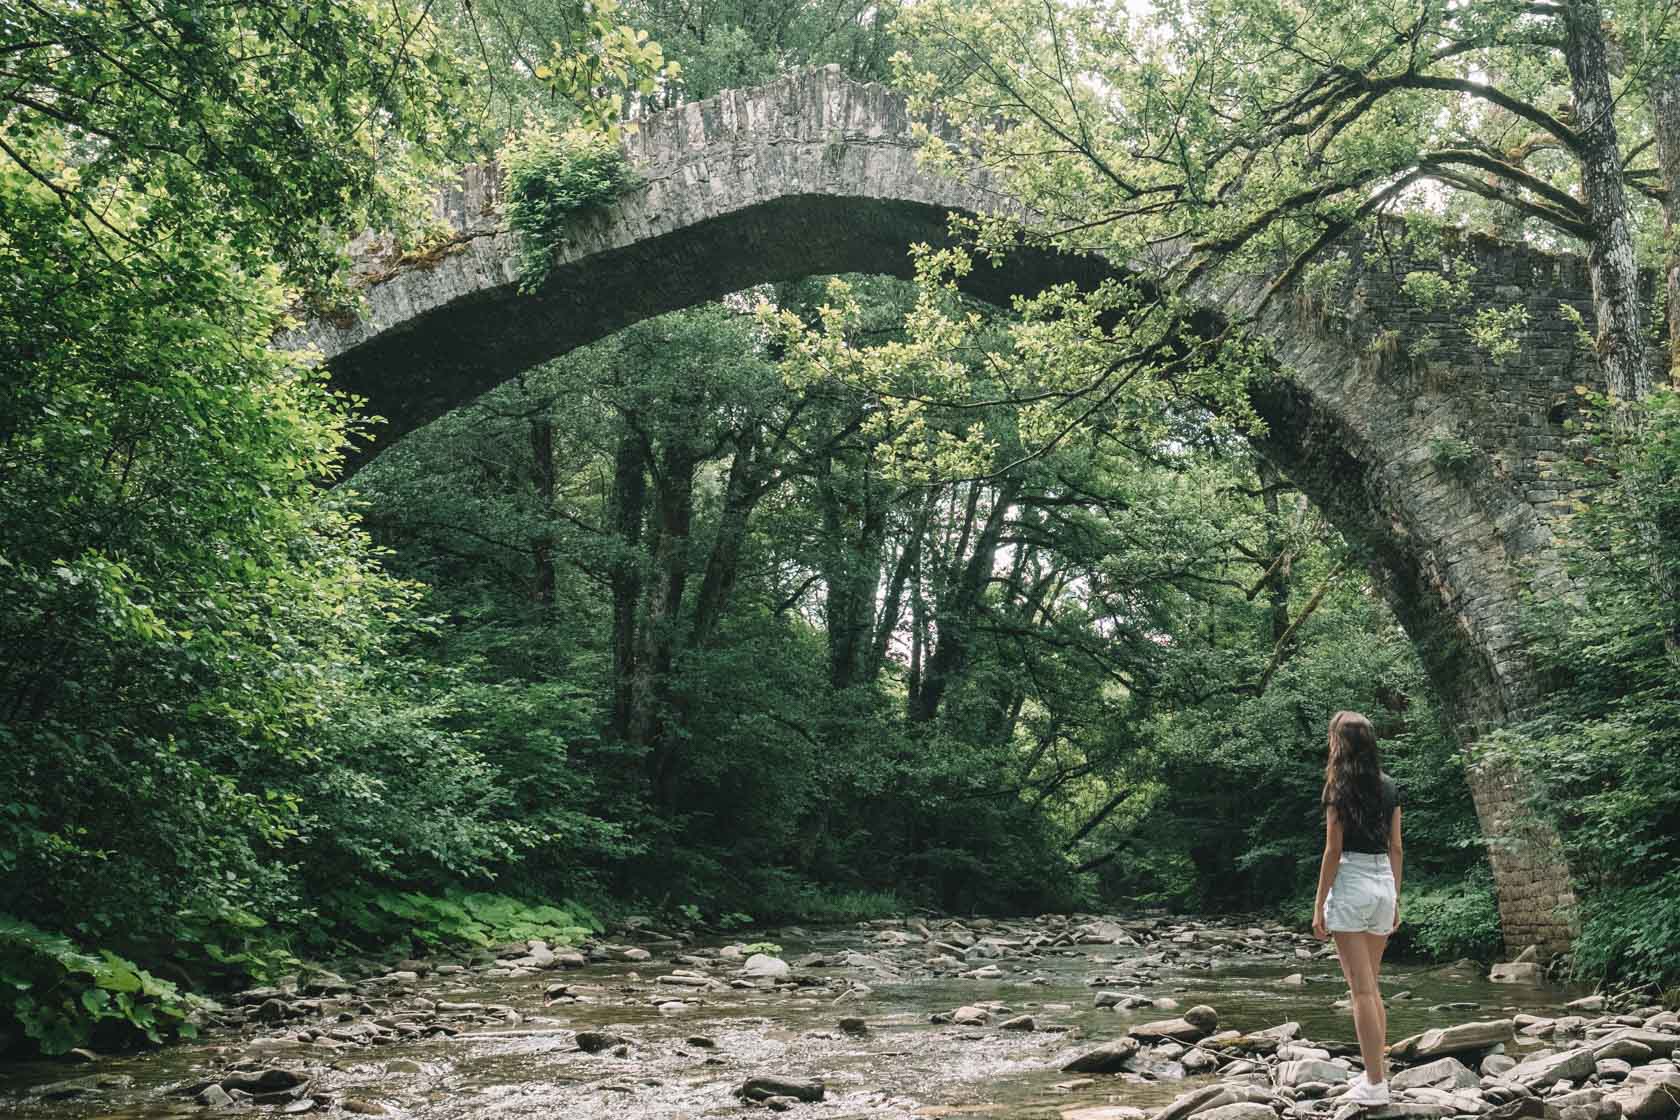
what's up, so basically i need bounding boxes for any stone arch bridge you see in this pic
[290,66,1597,954]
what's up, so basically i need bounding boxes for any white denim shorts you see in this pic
[1324,851,1396,934]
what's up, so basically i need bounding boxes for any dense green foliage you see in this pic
[503,124,642,291]
[329,890,602,952]
[6,0,1680,1056]
[0,919,206,1056]
[1482,391,1680,987]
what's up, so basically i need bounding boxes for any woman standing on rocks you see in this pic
[1312,710,1403,1108]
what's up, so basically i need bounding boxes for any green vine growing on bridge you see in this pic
[502,124,642,294]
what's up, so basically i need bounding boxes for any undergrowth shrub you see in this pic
[1392,870,1503,961]
[1571,870,1680,989]
[1,917,208,1056]
[502,124,640,292]
[325,889,603,953]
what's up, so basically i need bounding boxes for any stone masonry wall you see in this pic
[297,67,1604,956]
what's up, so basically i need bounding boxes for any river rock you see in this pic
[1182,1048,1219,1073]
[344,1100,392,1116]
[1279,1043,1332,1061]
[1486,1055,1519,1077]
[1063,1036,1142,1073]
[1192,1104,1278,1120]
[1342,1105,1455,1120]
[839,1017,868,1034]
[257,997,293,1022]
[1096,991,1152,1009]
[1568,996,1607,1012]
[1599,1031,1680,1058]
[1065,1108,1149,1120]
[1132,1006,1219,1042]
[1484,1096,1549,1120]
[1596,1039,1656,1063]
[197,1084,235,1107]
[1491,962,1544,984]
[1150,1083,1274,1120]
[1078,920,1139,945]
[740,1075,825,1103]
[26,1074,134,1101]
[575,1030,628,1052]
[1281,974,1306,986]
[952,1005,991,1025]
[1001,1015,1036,1031]
[221,1070,311,1094]
[1508,1047,1598,1088]
[1277,1059,1353,1086]
[1391,1057,1480,1092]
[1606,1073,1680,1119]
[301,970,353,995]
[1391,1020,1517,1061]
[741,954,790,979]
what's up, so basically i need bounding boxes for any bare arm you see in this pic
[1312,805,1343,938]
[1388,805,1404,931]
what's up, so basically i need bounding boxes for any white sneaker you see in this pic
[1344,1077,1390,1107]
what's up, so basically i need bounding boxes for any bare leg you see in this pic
[1374,936,1388,1056]
[1333,931,1389,1084]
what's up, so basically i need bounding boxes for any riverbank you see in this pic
[4,912,1662,1120]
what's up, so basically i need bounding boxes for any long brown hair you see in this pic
[1322,710,1385,845]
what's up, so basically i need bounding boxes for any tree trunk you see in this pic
[607,429,647,743]
[1562,0,1650,415]
[868,489,935,684]
[909,479,1020,724]
[528,412,556,607]
[690,425,764,649]
[819,455,888,691]
[1654,72,1680,387]
[1256,458,1293,644]
[631,447,697,801]
[1563,2,1680,656]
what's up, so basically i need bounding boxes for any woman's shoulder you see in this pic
[1379,771,1403,804]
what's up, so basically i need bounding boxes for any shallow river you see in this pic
[0,916,1588,1120]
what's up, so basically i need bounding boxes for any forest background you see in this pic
[3,0,1679,1056]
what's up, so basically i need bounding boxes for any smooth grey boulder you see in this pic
[1193,1104,1278,1120]
[739,1075,824,1103]
[1132,1005,1220,1042]
[1391,1057,1480,1092]
[1063,1036,1142,1073]
[1390,1020,1517,1062]
[1151,1083,1274,1120]
[1595,1038,1656,1063]
[741,953,791,979]
[1508,1047,1597,1088]
[1599,1031,1680,1059]
[1606,1074,1680,1120]
[1277,1059,1352,1086]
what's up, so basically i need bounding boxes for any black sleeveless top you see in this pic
[1341,772,1402,854]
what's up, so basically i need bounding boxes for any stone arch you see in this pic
[293,66,1585,953]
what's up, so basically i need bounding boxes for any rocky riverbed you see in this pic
[2,914,1668,1120]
